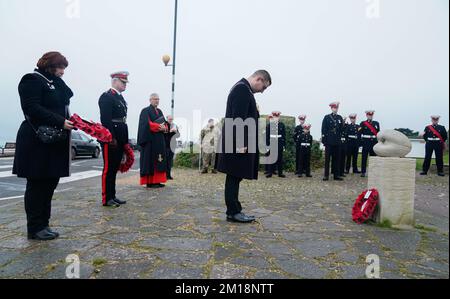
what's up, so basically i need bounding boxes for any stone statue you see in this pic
[373,129,412,158]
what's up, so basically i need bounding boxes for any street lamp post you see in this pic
[163,0,179,118]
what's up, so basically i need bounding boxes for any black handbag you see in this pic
[26,116,68,144]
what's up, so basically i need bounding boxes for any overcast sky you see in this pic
[0,0,448,144]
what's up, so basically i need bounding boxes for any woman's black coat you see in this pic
[13,69,73,179]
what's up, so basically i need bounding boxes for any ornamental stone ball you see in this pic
[374,130,412,158]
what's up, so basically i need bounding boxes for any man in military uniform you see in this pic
[200,119,218,174]
[338,117,348,178]
[359,110,380,178]
[321,102,344,181]
[345,114,361,174]
[99,71,129,207]
[421,115,448,177]
[266,111,286,178]
[297,124,313,178]
[294,115,307,175]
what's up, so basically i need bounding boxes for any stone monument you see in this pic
[368,130,416,229]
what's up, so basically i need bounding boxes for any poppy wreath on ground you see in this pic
[352,189,379,224]
[119,144,135,173]
[69,114,113,143]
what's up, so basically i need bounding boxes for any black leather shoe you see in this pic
[226,213,255,223]
[420,172,427,176]
[28,229,57,241]
[212,170,218,174]
[298,174,303,178]
[334,176,344,181]
[278,174,286,178]
[344,171,350,175]
[266,174,273,178]
[167,176,174,180]
[361,173,366,178]
[113,198,127,205]
[323,176,329,181]
[438,173,445,177]
[306,174,313,178]
[103,199,120,207]
[45,227,60,238]
[354,170,361,174]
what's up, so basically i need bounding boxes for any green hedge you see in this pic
[174,116,324,172]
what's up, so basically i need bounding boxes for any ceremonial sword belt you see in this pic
[112,117,127,124]
[270,135,282,138]
[300,143,311,147]
[427,138,441,141]
[347,135,358,139]
[361,135,377,139]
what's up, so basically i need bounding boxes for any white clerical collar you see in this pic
[111,87,121,95]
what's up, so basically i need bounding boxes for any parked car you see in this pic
[71,131,101,160]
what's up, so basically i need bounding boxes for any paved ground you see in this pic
[0,159,448,279]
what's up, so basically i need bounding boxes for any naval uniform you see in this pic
[321,113,344,178]
[422,124,448,174]
[99,88,129,205]
[345,123,361,173]
[266,121,286,176]
[359,120,380,175]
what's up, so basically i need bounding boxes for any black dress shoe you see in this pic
[113,198,127,205]
[28,229,57,241]
[278,174,286,178]
[361,173,366,178]
[167,176,174,180]
[212,170,218,174]
[266,174,273,178]
[103,199,120,207]
[226,213,255,223]
[45,227,60,238]
[438,173,445,177]
[306,174,313,178]
[298,174,303,178]
[419,172,427,176]
[334,176,344,181]
[323,176,329,181]
[354,170,361,174]
[344,171,350,175]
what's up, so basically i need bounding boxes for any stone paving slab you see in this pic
[0,169,448,279]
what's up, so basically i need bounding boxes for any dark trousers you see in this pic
[338,144,346,176]
[166,149,174,178]
[324,144,340,177]
[225,175,243,216]
[423,142,444,173]
[295,147,301,174]
[24,178,60,234]
[298,147,311,175]
[361,142,377,174]
[101,143,124,204]
[346,142,360,172]
[268,148,284,175]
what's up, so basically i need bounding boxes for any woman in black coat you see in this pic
[13,52,75,241]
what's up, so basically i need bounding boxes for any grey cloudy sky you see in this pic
[0,0,448,144]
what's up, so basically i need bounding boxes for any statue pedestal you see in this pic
[368,157,416,229]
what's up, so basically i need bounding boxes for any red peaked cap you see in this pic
[111,71,129,83]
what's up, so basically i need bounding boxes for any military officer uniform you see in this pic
[297,124,313,177]
[345,114,361,174]
[99,72,129,207]
[266,112,286,178]
[360,111,380,177]
[321,102,344,181]
[421,116,448,176]
[294,115,307,175]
